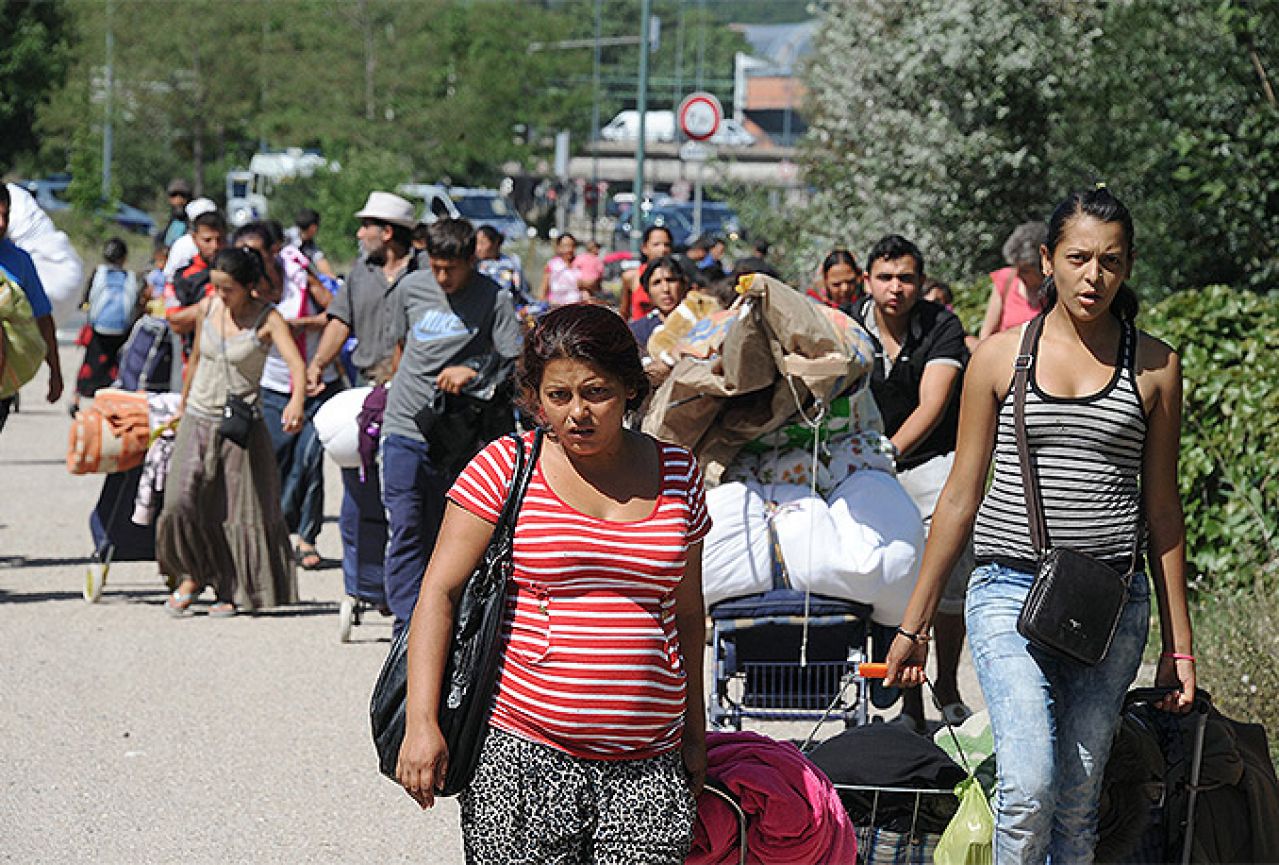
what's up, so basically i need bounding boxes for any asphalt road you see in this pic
[0,350,983,864]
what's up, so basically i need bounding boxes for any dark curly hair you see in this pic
[517,304,649,414]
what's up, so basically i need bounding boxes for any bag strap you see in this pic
[1013,314,1049,555]
[491,429,544,544]
[1015,315,1144,575]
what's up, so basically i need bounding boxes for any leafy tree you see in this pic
[34,0,599,210]
[800,0,1087,281]
[0,0,74,169]
[1048,0,1279,294]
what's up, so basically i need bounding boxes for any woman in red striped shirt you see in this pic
[397,303,711,864]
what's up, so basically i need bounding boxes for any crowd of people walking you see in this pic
[0,175,1200,864]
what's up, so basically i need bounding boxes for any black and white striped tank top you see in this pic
[972,318,1147,572]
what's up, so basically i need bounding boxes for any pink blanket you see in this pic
[688,731,857,865]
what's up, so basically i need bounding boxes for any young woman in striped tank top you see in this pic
[396,304,710,864]
[886,188,1195,863]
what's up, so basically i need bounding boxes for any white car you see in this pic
[710,119,757,148]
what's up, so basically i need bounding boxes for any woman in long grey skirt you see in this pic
[157,246,307,617]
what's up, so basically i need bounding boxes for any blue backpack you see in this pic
[115,314,183,392]
[87,265,140,336]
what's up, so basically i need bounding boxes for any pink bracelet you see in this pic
[1162,651,1196,662]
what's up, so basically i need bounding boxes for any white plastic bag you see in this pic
[768,485,844,594]
[825,470,924,625]
[702,482,775,607]
[313,385,371,469]
[766,472,923,625]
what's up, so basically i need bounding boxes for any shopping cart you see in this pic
[708,588,877,730]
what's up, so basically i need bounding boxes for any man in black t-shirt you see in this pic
[852,234,972,733]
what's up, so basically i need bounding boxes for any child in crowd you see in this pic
[74,237,142,410]
[145,242,169,312]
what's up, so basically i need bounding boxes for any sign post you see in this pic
[677,92,722,238]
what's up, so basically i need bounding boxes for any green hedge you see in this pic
[1140,286,1279,594]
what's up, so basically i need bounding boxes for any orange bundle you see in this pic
[67,388,151,475]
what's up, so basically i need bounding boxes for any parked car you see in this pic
[709,120,757,149]
[18,176,157,236]
[399,182,457,224]
[397,183,529,244]
[448,187,529,243]
[669,202,743,242]
[612,204,696,253]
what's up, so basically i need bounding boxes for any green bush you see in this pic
[948,275,990,337]
[1140,286,1279,593]
[1182,588,1279,762]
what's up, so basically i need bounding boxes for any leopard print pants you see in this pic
[459,727,697,865]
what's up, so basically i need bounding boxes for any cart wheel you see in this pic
[84,562,108,604]
[338,595,356,643]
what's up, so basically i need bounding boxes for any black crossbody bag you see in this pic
[1013,315,1138,666]
[216,303,265,449]
[370,428,542,795]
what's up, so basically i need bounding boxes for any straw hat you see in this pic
[354,191,417,229]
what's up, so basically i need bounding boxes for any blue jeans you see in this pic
[260,384,337,545]
[380,434,450,636]
[965,563,1149,864]
[340,465,387,604]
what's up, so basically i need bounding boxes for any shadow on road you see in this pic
[0,555,95,569]
[249,601,342,619]
[0,586,157,604]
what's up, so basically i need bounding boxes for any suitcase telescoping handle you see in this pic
[1125,686,1212,714]
[1124,686,1212,865]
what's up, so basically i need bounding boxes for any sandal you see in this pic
[164,590,197,618]
[208,602,237,619]
[295,544,323,571]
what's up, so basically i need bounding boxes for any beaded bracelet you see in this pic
[1162,651,1196,662]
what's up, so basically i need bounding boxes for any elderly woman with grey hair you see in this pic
[977,221,1049,341]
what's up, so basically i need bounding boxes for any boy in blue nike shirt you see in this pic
[379,218,522,635]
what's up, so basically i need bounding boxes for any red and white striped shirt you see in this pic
[448,431,711,761]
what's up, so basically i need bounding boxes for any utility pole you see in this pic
[101,0,115,201]
[695,0,706,91]
[631,0,652,255]
[590,0,602,244]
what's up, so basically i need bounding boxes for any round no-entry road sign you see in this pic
[678,92,723,142]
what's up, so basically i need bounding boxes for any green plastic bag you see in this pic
[0,270,45,399]
[934,777,994,865]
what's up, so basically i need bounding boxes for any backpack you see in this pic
[87,265,141,335]
[115,314,184,393]
[0,268,46,399]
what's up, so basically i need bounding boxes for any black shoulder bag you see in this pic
[370,428,542,795]
[1013,315,1138,666]
[217,303,266,449]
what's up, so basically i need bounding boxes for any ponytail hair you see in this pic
[1041,186,1139,321]
[211,246,266,289]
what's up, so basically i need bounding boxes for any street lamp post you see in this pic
[590,0,602,244]
[101,0,115,201]
[630,0,652,256]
